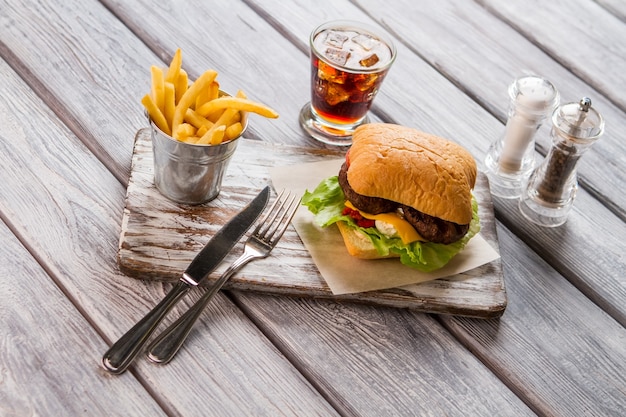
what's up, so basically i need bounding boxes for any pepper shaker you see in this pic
[519,97,604,227]
[485,75,559,198]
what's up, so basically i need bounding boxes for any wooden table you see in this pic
[1,0,624,415]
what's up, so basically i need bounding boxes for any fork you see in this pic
[146,189,301,364]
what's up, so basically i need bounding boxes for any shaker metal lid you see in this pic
[553,97,605,140]
[509,75,560,114]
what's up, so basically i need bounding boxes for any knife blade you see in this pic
[182,187,270,285]
[102,185,270,374]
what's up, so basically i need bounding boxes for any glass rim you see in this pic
[310,20,397,74]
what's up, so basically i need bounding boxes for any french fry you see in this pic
[225,122,243,141]
[206,109,225,123]
[208,82,220,100]
[171,69,218,138]
[196,90,245,145]
[184,108,213,130]
[196,119,231,145]
[195,124,220,145]
[196,125,209,137]
[142,48,278,145]
[175,69,188,104]
[141,94,170,135]
[150,66,165,113]
[175,123,197,140]
[196,81,220,109]
[214,108,239,129]
[197,124,226,145]
[196,96,279,119]
[163,82,176,127]
[210,125,226,145]
[165,48,182,84]
[195,89,209,110]
[229,111,241,124]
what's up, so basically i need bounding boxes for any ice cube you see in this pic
[359,53,380,68]
[324,30,349,48]
[325,83,351,106]
[324,48,351,66]
[354,73,378,91]
[352,33,378,51]
[318,61,346,83]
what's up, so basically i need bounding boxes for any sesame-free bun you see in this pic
[347,124,477,225]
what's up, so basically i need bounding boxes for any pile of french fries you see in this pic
[141,48,279,145]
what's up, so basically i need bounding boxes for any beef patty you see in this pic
[338,162,469,244]
[338,163,398,214]
[402,205,469,244]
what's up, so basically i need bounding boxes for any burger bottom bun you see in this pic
[336,222,399,260]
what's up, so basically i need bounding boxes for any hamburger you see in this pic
[302,123,480,272]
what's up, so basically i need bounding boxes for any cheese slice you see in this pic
[345,201,425,244]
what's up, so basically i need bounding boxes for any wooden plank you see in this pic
[118,129,506,318]
[0,32,339,417]
[0,1,520,414]
[441,229,626,417]
[596,0,626,22]
[478,0,626,112]
[234,224,626,417]
[494,192,626,325]
[3,0,623,415]
[248,0,626,324]
[0,224,167,416]
[98,0,354,150]
[0,0,151,181]
[355,0,626,326]
[333,0,626,221]
[225,1,626,414]
[105,3,626,416]
[3,1,536,413]
[233,294,536,416]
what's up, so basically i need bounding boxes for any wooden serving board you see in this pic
[118,129,506,318]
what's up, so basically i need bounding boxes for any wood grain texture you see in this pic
[2,0,625,415]
[351,0,626,221]
[0,33,339,417]
[0,219,167,417]
[244,0,626,326]
[478,0,626,112]
[119,129,506,318]
[596,0,626,22]
[441,229,626,417]
[99,0,335,150]
[231,293,535,417]
[0,0,153,181]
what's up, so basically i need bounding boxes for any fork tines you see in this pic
[254,189,300,244]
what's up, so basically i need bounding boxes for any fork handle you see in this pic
[147,253,255,364]
[102,280,191,374]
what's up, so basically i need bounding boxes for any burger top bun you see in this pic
[348,124,477,225]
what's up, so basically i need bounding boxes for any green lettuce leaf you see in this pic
[301,176,480,272]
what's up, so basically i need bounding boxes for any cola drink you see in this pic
[300,21,396,145]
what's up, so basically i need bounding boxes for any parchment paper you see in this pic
[270,159,500,295]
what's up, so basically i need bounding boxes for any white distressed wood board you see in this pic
[118,129,507,318]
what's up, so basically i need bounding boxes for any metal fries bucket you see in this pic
[150,107,248,205]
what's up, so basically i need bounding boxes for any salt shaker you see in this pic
[519,97,604,227]
[484,75,559,198]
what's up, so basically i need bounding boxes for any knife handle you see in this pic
[147,253,253,364]
[102,280,191,374]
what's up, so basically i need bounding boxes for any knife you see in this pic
[102,185,270,374]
